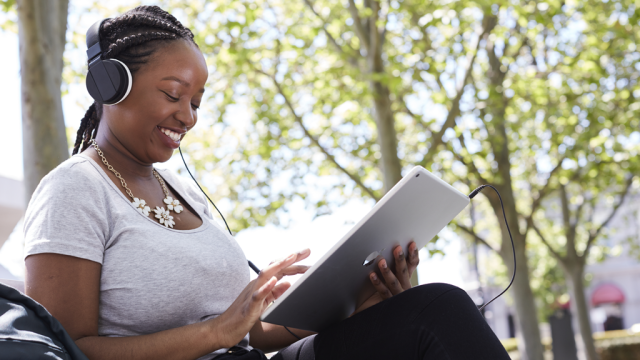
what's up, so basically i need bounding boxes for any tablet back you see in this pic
[260,166,470,331]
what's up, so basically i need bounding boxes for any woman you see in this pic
[24,6,510,360]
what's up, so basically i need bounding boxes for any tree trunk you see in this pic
[500,230,545,360]
[565,262,599,360]
[485,158,544,359]
[371,81,402,194]
[486,101,544,358]
[363,2,408,284]
[365,1,402,195]
[17,0,69,203]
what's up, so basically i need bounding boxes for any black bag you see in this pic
[213,346,268,359]
[0,283,89,360]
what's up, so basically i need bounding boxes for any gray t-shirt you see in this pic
[24,154,251,359]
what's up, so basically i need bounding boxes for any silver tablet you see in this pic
[260,166,470,332]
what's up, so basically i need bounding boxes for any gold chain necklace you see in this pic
[90,139,183,228]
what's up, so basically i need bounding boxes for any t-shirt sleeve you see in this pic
[23,162,111,264]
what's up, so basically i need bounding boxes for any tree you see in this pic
[450,1,640,358]
[532,176,636,360]
[17,0,69,202]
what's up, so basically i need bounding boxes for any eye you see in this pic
[161,91,179,102]
[191,103,200,110]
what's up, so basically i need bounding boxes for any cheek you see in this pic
[117,90,171,131]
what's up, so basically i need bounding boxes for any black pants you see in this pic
[219,283,510,360]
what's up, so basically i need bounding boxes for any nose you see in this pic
[175,99,197,128]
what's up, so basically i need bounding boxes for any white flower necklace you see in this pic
[90,140,183,228]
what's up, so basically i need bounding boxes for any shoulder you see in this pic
[36,154,106,191]
[27,154,114,213]
[24,155,112,263]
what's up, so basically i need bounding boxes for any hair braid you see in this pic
[136,6,194,37]
[114,14,186,38]
[73,5,196,155]
[105,31,178,58]
[72,103,95,155]
[142,6,183,26]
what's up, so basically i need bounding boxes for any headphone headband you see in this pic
[86,19,108,63]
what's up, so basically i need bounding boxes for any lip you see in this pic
[156,126,185,149]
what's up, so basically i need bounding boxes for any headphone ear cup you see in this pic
[86,58,132,105]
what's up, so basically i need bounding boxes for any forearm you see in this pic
[249,321,316,353]
[76,318,224,360]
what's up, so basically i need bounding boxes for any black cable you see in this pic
[283,325,303,340]
[179,147,302,341]
[468,185,516,312]
[179,147,234,236]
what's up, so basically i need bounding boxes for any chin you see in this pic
[156,153,175,164]
[148,147,176,164]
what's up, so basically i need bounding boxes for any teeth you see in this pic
[160,127,182,142]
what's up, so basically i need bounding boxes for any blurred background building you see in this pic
[586,195,640,334]
[0,175,24,280]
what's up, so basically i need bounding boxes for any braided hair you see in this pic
[72,5,197,155]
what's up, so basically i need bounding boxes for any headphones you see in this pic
[85,19,132,105]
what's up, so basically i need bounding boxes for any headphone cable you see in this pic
[179,147,233,236]
[468,185,516,312]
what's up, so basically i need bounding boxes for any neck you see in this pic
[91,130,155,179]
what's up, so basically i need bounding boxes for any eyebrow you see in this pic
[161,76,205,93]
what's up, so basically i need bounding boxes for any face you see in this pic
[101,40,208,164]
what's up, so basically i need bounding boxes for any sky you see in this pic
[0,3,470,290]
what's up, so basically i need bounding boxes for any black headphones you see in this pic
[85,19,132,105]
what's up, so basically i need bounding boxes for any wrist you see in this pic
[206,316,234,350]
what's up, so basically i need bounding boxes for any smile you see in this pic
[157,126,185,143]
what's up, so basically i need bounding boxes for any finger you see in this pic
[259,254,298,286]
[378,258,403,295]
[272,281,291,299]
[275,265,311,280]
[253,276,278,305]
[264,281,291,305]
[393,245,411,290]
[406,241,420,275]
[268,248,310,266]
[294,248,311,262]
[369,272,392,299]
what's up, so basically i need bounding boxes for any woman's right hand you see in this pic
[211,249,311,348]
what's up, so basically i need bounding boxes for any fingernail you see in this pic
[371,273,378,280]
[380,260,387,269]
[298,248,310,256]
[397,250,404,258]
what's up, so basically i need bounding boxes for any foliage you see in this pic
[64,0,640,240]
[0,0,17,32]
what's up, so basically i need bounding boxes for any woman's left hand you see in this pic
[352,241,420,315]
